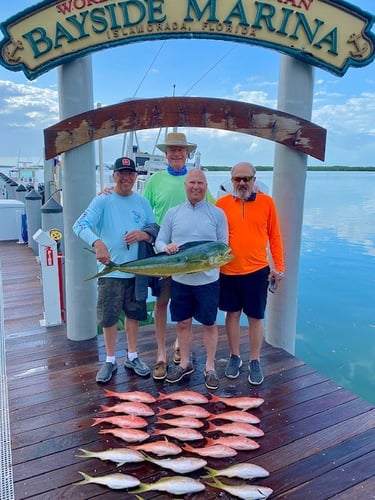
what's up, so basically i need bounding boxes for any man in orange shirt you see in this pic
[216,162,285,385]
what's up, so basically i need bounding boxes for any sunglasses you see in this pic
[231,176,255,183]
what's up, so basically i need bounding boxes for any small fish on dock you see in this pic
[155,416,204,429]
[208,409,260,424]
[209,394,264,410]
[182,443,237,458]
[128,439,182,457]
[131,475,205,495]
[75,471,140,490]
[91,415,148,429]
[104,388,156,403]
[157,404,210,419]
[100,401,155,416]
[144,455,207,473]
[206,476,273,499]
[75,447,145,466]
[205,436,260,451]
[98,427,149,443]
[203,463,270,479]
[207,421,264,438]
[153,426,204,441]
[158,390,209,404]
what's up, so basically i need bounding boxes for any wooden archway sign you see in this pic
[44,96,326,161]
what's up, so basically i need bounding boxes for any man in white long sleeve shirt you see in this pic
[155,169,228,390]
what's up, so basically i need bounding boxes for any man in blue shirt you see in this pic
[73,157,156,383]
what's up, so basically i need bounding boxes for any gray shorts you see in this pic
[97,278,147,327]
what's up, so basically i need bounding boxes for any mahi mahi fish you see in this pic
[87,241,233,280]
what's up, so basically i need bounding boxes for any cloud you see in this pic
[0,80,58,164]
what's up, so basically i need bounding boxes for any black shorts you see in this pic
[97,278,147,327]
[170,279,220,326]
[219,267,269,319]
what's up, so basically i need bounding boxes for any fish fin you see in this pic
[178,240,213,251]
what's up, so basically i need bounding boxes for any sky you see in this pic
[0,0,374,169]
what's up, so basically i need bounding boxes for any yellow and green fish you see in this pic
[87,240,233,280]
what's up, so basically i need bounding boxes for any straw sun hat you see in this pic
[156,132,197,154]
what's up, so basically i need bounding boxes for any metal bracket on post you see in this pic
[32,229,63,327]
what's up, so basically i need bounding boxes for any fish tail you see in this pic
[206,422,216,433]
[131,483,150,494]
[156,406,166,415]
[91,418,102,426]
[85,266,116,281]
[202,466,218,478]
[104,389,116,397]
[74,471,92,485]
[208,394,220,404]
[157,391,167,400]
[98,429,110,436]
[100,405,110,412]
[205,476,223,489]
[75,448,91,459]
[182,443,193,452]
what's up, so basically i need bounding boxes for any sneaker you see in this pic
[225,354,243,379]
[152,361,167,380]
[124,357,151,377]
[166,364,194,383]
[248,360,264,385]
[173,347,181,364]
[204,370,219,390]
[96,361,118,383]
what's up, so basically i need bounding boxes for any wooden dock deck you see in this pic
[1,240,374,499]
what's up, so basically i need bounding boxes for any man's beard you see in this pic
[233,186,252,200]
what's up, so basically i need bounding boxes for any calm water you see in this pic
[206,170,375,406]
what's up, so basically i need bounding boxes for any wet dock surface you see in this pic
[1,240,374,499]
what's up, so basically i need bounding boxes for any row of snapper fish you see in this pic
[75,389,273,499]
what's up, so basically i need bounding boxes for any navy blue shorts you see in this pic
[97,277,147,327]
[219,266,270,319]
[170,279,220,326]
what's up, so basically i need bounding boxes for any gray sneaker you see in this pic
[204,370,219,390]
[225,354,243,379]
[124,357,151,377]
[166,364,194,383]
[96,361,118,383]
[248,360,264,385]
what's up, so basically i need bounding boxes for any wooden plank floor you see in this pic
[1,240,375,500]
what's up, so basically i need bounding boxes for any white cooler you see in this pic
[0,199,26,241]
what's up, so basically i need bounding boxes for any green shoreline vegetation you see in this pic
[203,166,375,172]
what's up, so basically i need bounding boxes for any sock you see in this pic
[128,352,138,361]
[106,355,116,364]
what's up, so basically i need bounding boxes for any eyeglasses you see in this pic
[231,176,255,183]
